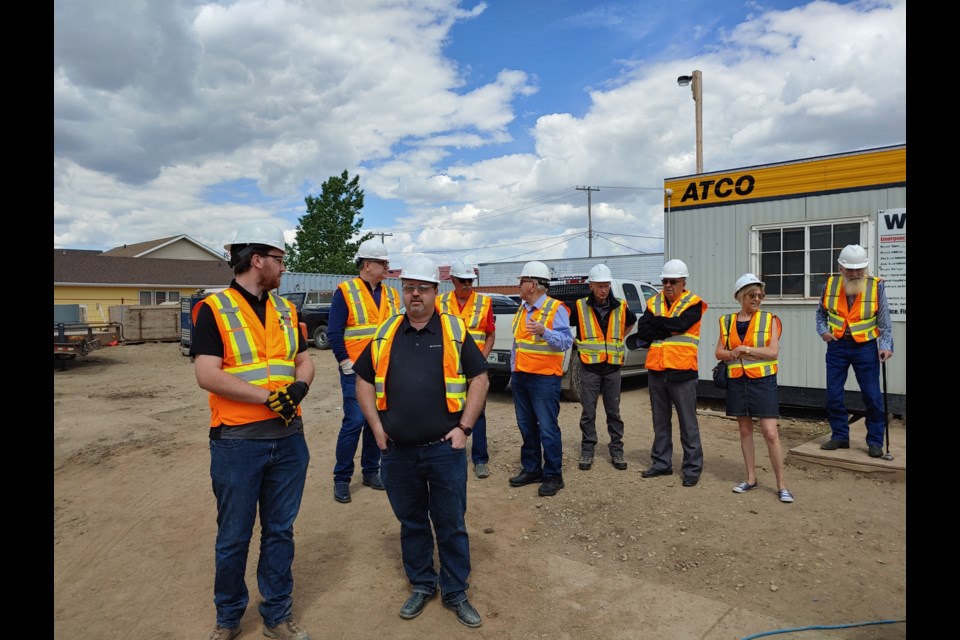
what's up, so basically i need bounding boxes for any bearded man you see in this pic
[815,244,894,458]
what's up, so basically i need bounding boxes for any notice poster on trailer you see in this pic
[877,208,906,322]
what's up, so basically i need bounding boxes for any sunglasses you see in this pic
[454,277,474,285]
[661,279,683,286]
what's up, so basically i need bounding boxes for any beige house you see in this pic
[54,235,233,323]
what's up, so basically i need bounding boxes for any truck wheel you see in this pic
[488,376,509,393]
[313,325,331,350]
[561,353,583,402]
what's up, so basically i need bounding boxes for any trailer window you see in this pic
[754,220,867,299]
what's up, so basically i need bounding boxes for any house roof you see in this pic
[100,234,223,259]
[54,249,233,287]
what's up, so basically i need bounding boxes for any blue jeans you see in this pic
[471,409,488,465]
[380,440,471,605]
[210,433,309,629]
[510,372,563,478]
[825,339,885,447]
[334,371,381,482]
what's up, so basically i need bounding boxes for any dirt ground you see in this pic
[53,342,907,640]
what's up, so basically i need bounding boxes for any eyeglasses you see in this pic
[367,259,389,267]
[661,279,683,286]
[519,278,538,285]
[454,277,474,285]
[402,284,435,294]
[260,254,285,266]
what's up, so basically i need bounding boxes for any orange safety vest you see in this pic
[338,277,401,362]
[370,312,468,412]
[643,290,707,372]
[436,291,492,352]
[202,289,299,427]
[822,275,880,342]
[512,297,567,376]
[574,297,627,365]
[719,311,782,379]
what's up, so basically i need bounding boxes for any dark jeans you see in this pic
[825,339,885,447]
[210,433,309,628]
[578,366,625,456]
[380,440,471,605]
[511,371,563,478]
[471,409,488,465]
[648,374,703,477]
[334,371,381,482]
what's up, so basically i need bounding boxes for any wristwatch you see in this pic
[457,422,473,436]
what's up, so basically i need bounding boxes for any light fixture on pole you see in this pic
[677,70,703,174]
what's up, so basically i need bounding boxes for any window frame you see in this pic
[750,216,872,301]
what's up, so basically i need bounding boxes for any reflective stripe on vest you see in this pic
[822,275,880,342]
[643,290,706,372]
[719,311,781,379]
[371,313,467,412]
[512,297,565,376]
[204,289,298,426]
[436,291,492,352]
[339,278,401,361]
[574,297,627,365]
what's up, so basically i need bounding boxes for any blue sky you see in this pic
[54,0,905,269]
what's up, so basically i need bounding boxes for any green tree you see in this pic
[286,170,372,273]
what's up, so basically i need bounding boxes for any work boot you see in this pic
[263,618,311,640]
[868,445,884,458]
[207,624,239,640]
[508,470,543,487]
[578,450,594,470]
[611,453,627,470]
[538,476,564,496]
[820,439,850,451]
[333,481,351,503]
[474,462,490,479]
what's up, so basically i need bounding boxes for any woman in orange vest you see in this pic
[715,274,793,503]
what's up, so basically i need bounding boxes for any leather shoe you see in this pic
[362,472,385,490]
[640,467,672,478]
[333,481,351,503]
[682,475,699,487]
[443,599,482,628]
[820,439,850,450]
[868,445,884,458]
[509,470,543,487]
[399,590,436,619]
[538,476,564,497]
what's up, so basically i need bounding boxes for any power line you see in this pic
[392,231,585,256]
[485,234,584,263]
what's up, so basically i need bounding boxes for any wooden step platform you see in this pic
[788,426,905,480]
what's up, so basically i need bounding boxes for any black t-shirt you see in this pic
[190,281,308,438]
[353,312,488,445]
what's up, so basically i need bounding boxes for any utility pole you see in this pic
[371,232,393,244]
[576,186,599,257]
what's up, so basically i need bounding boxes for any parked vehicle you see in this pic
[486,277,659,401]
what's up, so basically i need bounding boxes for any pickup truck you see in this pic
[485,277,660,402]
[279,292,332,350]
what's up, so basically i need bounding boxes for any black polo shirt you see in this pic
[353,312,488,445]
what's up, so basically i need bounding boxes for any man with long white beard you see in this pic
[816,244,894,458]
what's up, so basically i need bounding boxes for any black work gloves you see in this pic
[264,381,310,425]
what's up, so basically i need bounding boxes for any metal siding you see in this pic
[477,254,664,286]
[667,166,905,404]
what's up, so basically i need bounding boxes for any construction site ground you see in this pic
[53,342,908,639]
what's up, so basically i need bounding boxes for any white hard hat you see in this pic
[734,273,765,299]
[224,221,286,252]
[587,264,613,283]
[660,259,689,280]
[450,259,476,280]
[518,260,551,281]
[837,244,868,269]
[355,238,389,261]
[402,256,440,284]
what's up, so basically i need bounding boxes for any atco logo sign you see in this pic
[679,174,755,203]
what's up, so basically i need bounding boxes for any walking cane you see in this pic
[881,360,894,461]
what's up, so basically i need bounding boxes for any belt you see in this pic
[417,437,447,447]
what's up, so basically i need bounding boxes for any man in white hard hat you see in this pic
[437,258,496,478]
[629,258,708,487]
[328,238,401,503]
[508,260,573,497]
[192,221,314,640]
[354,256,489,629]
[567,264,637,471]
[815,244,894,458]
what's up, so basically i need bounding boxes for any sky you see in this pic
[53,0,906,270]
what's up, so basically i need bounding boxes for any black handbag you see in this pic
[712,359,728,389]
